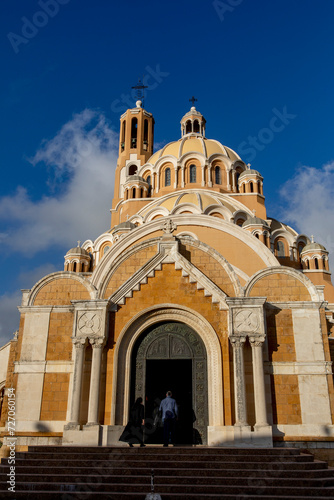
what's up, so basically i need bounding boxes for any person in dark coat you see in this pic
[119,397,146,447]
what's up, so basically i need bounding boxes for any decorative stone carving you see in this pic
[78,312,102,335]
[234,309,259,334]
[162,218,177,234]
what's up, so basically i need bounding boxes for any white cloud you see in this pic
[0,109,118,255]
[279,161,334,258]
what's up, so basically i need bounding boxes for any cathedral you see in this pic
[1,99,334,450]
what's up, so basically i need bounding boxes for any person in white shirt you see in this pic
[159,391,178,447]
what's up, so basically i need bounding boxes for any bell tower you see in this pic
[118,100,154,166]
[113,100,154,202]
[111,100,155,225]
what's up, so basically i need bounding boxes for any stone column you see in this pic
[230,336,248,425]
[249,336,268,426]
[65,338,86,429]
[232,171,236,192]
[208,166,212,187]
[174,167,178,188]
[86,338,104,425]
[181,166,185,188]
[201,166,205,186]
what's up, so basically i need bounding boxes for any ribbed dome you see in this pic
[148,136,241,165]
[242,216,269,227]
[66,246,89,256]
[113,221,136,231]
[239,169,261,178]
[301,242,327,253]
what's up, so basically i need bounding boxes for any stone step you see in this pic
[1,446,333,499]
[2,493,334,500]
[2,481,334,496]
[1,458,323,471]
[2,465,333,478]
[1,473,334,487]
[27,445,302,455]
[12,451,317,462]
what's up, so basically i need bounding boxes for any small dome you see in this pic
[113,221,136,231]
[126,175,146,182]
[66,245,89,256]
[239,169,262,178]
[301,242,327,253]
[242,216,269,227]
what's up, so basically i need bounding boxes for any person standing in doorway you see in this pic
[159,391,178,447]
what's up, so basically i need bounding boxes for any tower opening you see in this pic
[131,118,138,148]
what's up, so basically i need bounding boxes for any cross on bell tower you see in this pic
[189,96,198,107]
[132,78,148,107]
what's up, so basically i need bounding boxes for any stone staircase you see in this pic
[1,445,334,499]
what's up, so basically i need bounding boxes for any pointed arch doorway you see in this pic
[131,321,208,445]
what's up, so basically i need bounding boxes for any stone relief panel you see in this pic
[233,309,260,335]
[77,311,102,336]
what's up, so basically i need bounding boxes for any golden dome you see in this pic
[148,136,241,165]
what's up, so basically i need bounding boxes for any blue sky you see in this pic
[1,0,334,344]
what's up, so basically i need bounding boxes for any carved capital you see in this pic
[73,338,86,349]
[229,336,247,349]
[249,335,266,347]
[89,337,105,349]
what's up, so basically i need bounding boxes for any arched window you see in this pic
[131,118,137,148]
[193,120,200,133]
[257,181,261,194]
[298,243,304,257]
[186,120,192,134]
[306,259,310,269]
[190,164,196,183]
[132,187,136,198]
[121,121,126,151]
[140,188,143,198]
[215,166,221,185]
[73,262,77,272]
[103,245,110,255]
[129,164,137,175]
[276,240,285,257]
[250,182,254,193]
[146,175,152,196]
[143,119,148,150]
[314,258,319,270]
[165,168,171,186]
[255,233,259,239]
[323,256,327,270]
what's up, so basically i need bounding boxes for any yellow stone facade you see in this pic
[1,100,334,448]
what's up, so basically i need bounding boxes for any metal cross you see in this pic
[189,96,198,106]
[132,78,148,105]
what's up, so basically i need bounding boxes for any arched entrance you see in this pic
[131,322,208,444]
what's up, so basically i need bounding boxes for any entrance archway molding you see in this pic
[110,304,225,445]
